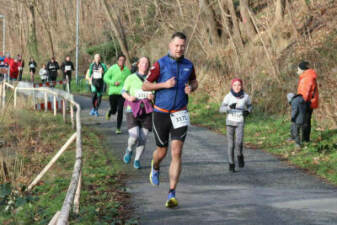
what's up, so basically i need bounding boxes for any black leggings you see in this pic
[92,92,102,110]
[108,94,125,129]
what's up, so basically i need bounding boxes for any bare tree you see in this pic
[101,0,131,67]
[239,0,256,39]
[199,0,221,44]
[226,0,244,49]
[275,0,286,22]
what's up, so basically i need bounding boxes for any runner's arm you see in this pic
[219,94,230,113]
[142,61,175,91]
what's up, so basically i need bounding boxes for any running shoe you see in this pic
[115,129,122,134]
[149,160,159,186]
[89,108,95,116]
[123,150,132,164]
[94,109,99,117]
[166,190,178,208]
[133,160,141,169]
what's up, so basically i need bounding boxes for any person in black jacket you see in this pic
[46,56,59,87]
[61,56,74,91]
[287,93,306,148]
[28,57,37,83]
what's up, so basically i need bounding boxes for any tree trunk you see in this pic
[101,0,131,67]
[226,0,244,49]
[199,0,221,45]
[299,0,309,12]
[26,3,39,59]
[275,0,286,22]
[239,0,256,39]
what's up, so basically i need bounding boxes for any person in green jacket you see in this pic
[89,54,108,116]
[104,54,131,134]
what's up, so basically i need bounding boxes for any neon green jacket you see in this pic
[104,64,131,95]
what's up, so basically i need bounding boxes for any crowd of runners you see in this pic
[0,53,75,89]
[84,31,319,209]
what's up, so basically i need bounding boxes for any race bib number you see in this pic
[92,70,102,79]
[29,64,35,68]
[227,110,244,123]
[170,110,190,129]
[135,90,151,99]
[65,65,72,71]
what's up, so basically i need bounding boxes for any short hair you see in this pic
[171,32,186,40]
[117,54,126,60]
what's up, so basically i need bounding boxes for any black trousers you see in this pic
[108,94,125,129]
[303,107,313,142]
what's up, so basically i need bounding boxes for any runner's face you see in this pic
[232,81,242,93]
[169,37,186,59]
[117,57,126,67]
[94,54,101,63]
[137,57,149,75]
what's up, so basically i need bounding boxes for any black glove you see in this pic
[243,110,250,117]
[229,103,236,109]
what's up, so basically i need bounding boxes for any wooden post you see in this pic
[53,95,57,116]
[73,172,81,214]
[14,88,17,108]
[62,99,66,122]
[70,103,75,129]
[44,92,48,112]
[27,133,77,191]
[48,211,61,225]
[0,82,3,109]
[2,82,6,108]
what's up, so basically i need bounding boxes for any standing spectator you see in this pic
[296,61,319,142]
[219,78,252,172]
[104,54,131,134]
[46,56,59,86]
[28,57,37,83]
[17,55,25,81]
[88,54,108,116]
[287,93,306,148]
[61,56,74,91]
[9,58,19,81]
[39,64,48,83]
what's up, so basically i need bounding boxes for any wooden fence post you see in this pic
[62,99,66,122]
[53,95,57,116]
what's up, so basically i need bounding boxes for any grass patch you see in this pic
[189,92,337,184]
[0,105,135,224]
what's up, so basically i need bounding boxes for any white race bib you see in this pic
[135,90,151,99]
[18,67,22,71]
[227,110,244,123]
[65,65,72,71]
[92,70,102,79]
[170,110,190,129]
[29,64,35,68]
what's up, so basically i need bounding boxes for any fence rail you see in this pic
[0,80,83,225]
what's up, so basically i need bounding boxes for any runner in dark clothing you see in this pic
[46,57,59,87]
[61,56,74,91]
[89,54,108,116]
[17,55,25,81]
[28,57,37,83]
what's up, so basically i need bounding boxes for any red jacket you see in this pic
[297,69,319,109]
[9,59,19,79]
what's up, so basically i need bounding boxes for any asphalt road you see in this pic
[75,95,337,225]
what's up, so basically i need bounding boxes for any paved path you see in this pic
[75,95,337,225]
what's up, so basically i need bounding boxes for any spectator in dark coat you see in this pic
[287,93,307,148]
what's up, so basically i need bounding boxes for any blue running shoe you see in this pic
[123,150,132,164]
[149,160,159,186]
[89,108,95,116]
[133,160,141,169]
[166,190,178,208]
[94,109,99,117]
